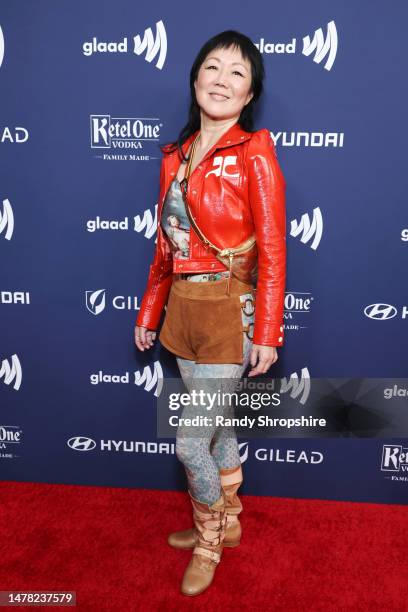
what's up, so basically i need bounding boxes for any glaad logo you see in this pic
[255,20,338,71]
[134,20,167,70]
[381,444,408,475]
[83,20,167,70]
[85,289,141,314]
[383,385,408,400]
[67,436,175,454]
[135,362,163,397]
[237,367,311,405]
[89,361,163,397]
[86,206,158,239]
[364,304,407,320]
[0,425,22,459]
[290,207,323,250]
[1,126,29,144]
[280,367,311,405]
[401,229,408,242]
[302,20,338,71]
[134,206,158,239]
[0,25,4,68]
[0,198,14,240]
[271,130,344,148]
[0,353,22,390]
[86,216,129,232]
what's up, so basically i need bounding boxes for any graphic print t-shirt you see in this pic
[160,177,191,260]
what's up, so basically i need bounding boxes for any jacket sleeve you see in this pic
[135,157,173,330]
[247,128,286,347]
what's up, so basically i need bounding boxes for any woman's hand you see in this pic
[248,344,278,377]
[135,325,157,351]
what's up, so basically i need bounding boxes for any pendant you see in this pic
[179,178,187,194]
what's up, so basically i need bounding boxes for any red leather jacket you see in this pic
[135,122,286,347]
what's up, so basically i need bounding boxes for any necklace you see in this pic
[179,132,200,196]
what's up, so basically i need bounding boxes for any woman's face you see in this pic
[194,45,254,122]
[168,215,179,227]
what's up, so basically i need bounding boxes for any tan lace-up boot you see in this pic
[180,490,227,596]
[168,465,243,549]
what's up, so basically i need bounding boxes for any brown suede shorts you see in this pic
[159,275,255,364]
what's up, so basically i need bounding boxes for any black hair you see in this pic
[161,30,265,159]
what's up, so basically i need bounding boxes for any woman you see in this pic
[135,30,286,596]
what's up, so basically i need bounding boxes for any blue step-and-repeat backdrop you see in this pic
[1,1,407,505]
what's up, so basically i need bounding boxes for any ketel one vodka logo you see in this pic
[85,289,141,315]
[90,115,161,151]
[381,445,408,473]
[0,425,22,459]
[82,20,167,69]
[284,291,313,317]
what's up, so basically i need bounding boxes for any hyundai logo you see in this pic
[67,436,97,451]
[364,304,397,320]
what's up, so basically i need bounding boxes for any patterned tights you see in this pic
[175,290,254,505]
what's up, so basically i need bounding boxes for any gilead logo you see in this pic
[255,448,323,463]
[237,442,323,464]
[85,289,142,314]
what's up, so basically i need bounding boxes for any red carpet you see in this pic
[0,481,407,611]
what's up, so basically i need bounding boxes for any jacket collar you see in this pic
[164,121,253,159]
